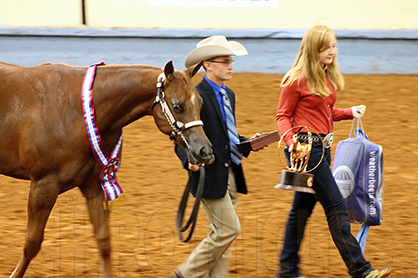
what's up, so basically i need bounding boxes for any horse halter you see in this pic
[152,73,204,150]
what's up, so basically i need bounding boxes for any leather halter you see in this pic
[152,73,206,243]
[152,73,203,150]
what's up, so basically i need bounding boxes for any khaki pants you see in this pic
[179,167,240,278]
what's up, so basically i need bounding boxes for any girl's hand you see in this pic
[352,105,366,119]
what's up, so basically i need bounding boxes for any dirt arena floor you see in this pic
[0,73,417,278]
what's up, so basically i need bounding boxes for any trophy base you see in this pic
[275,170,315,194]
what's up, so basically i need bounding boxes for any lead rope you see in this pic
[176,167,205,242]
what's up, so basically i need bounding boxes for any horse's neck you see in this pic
[92,65,161,133]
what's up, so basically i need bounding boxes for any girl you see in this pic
[276,25,392,278]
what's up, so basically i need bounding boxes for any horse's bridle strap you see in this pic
[180,120,204,130]
[153,72,204,148]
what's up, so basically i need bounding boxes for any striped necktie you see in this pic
[220,87,243,165]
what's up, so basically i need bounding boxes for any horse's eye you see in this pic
[172,102,184,113]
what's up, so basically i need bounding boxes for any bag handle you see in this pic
[349,118,368,139]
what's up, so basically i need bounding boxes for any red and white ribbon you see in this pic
[81,63,123,203]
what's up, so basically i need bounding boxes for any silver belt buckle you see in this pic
[323,133,334,148]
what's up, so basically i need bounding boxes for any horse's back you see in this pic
[0,62,163,180]
[0,62,89,180]
[0,62,87,123]
[0,62,86,94]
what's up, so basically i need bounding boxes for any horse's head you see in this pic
[152,61,214,165]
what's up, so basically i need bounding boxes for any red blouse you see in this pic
[276,78,353,147]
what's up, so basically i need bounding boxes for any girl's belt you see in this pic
[298,133,334,148]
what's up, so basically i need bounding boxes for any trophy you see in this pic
[275,126,324,194]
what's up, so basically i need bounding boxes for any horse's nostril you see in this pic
[199,147,214,164]
[200,146,214,158]
[200,147,208,157]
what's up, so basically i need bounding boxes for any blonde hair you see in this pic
[281,25,344,97]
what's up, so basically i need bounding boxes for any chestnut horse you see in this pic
[0,61,214,277]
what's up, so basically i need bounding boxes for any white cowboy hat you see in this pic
[184,35,248,68]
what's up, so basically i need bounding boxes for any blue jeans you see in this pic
[278,146,372,278]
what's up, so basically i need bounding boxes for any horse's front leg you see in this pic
[10,178,59,278]
[79,181,113,277]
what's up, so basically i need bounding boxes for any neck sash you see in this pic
[81,63,124,208]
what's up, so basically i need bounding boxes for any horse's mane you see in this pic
[0,62,163,73]
[40,62,163,72]
[104,64,162,71]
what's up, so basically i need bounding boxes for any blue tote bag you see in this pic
[332,119,385,252]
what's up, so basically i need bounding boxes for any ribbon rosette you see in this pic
[82,63,125,209]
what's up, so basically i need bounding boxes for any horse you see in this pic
[0,60,214,277]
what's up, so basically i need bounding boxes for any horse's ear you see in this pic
[187,61,203,78]
[164,61,174,80]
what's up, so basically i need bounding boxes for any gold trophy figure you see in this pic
[275,126,324,194]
